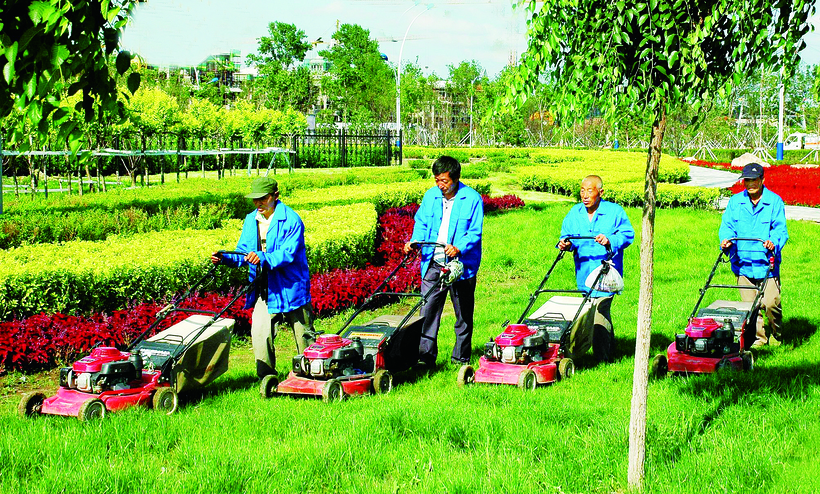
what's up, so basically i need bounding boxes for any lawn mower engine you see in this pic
[485,324,548,364]
[60,347,143,394]
[675,317,738,357]
[292,334,365,379]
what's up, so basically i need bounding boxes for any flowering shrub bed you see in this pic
[0,293,252,373]
[0,195,525,372]
[687,159,820,207]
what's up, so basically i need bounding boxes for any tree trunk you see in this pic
[627,110,667,490]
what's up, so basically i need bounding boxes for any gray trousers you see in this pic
[738,276,782,347]
[252,296,314,378]
[566,295,615,363]
[418,263,477,364]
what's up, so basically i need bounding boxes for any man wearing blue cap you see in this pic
[719,163,788,348]
[211,177,314,378]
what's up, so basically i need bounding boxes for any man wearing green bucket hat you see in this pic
[212,177,314,379]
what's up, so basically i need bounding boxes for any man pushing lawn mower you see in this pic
[212,177,315,380]
[404,156,484,367]
[719,163,788,349]
[557,175,634,363]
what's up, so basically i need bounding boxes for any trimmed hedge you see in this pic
[521,170,718,208]
[603,183,720,209]
[0,169,427,248]
[286,179,492,214]
[0,203,378,318]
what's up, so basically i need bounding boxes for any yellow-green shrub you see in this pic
[0,204,378,318]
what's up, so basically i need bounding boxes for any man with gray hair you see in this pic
[557,175,634,363]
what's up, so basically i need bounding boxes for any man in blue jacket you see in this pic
[211,177,314,379]
[557,175,634,363]
[404,156,484,366]
[719,163,788,348]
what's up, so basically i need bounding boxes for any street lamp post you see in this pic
[396,4,432,141]
[468,74,480,147]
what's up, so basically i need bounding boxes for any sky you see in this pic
[121,1,820,79]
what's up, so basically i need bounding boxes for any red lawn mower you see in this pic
[651,238,775,377]
[262,242,462,402]
[457,236,615,390]
[18,252,250,421]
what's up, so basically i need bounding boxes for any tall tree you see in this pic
[246,21,315,111]
[246,21,311,71]
[319,23,394,123]
[507,0,815,489]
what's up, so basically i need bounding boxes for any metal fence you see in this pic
[292,129,402,168]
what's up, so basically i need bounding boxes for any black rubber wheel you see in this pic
[715,358,734,373]
[18,392,46,418]
[372,370,393,394]
[517,369,537,390]
[558,358,575,380]
[259,375,279,399]
[322,379,344,403]
[152,387,179,415]
[456,365,475,386]
[741,351,754,371]
[650,354,668,379]
[78,398,106,421]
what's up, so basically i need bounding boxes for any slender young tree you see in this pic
[506,0,815,489]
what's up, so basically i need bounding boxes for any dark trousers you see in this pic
[418,263,477,364]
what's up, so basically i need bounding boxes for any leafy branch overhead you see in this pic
[511,0,816,125]
[0,0,140,152]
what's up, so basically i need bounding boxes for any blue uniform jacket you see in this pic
[718,187,788,279]
[559,200,634,297]
[410,182,484,280]
[221,201,311,313]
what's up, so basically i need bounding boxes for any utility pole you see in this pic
[396,4,432,142]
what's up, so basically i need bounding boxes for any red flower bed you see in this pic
[685,159,820,207]
[0,294,252,373]
[0,195,525,373]
[482,194,526,212]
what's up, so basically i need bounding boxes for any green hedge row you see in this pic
[285,179,492,214]
[0,203,378,319]
[521,173,718,209]
[0,169,429,248]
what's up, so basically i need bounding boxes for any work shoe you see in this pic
[751,340,766,349]
[769,335,782,347]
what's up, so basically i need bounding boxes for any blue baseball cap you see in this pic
[740,163,764,179]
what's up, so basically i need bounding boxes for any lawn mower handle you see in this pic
[559,235,613,254]
[721,237,774,253]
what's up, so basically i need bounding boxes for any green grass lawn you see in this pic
[2,205,819,494]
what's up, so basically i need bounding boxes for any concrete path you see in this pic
[681,165,820,223]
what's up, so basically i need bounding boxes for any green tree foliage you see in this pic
[246,21,315,112]
[247,21,311,70]
[0,0,139,151]
[508,0,816,488]
[319,23,394,123]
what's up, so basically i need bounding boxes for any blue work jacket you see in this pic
[411,182,484,280]
[221,201,311,313]
[718,187,788,279]
[559,200,634,297]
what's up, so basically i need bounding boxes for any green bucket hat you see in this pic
[245,177,279,199]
